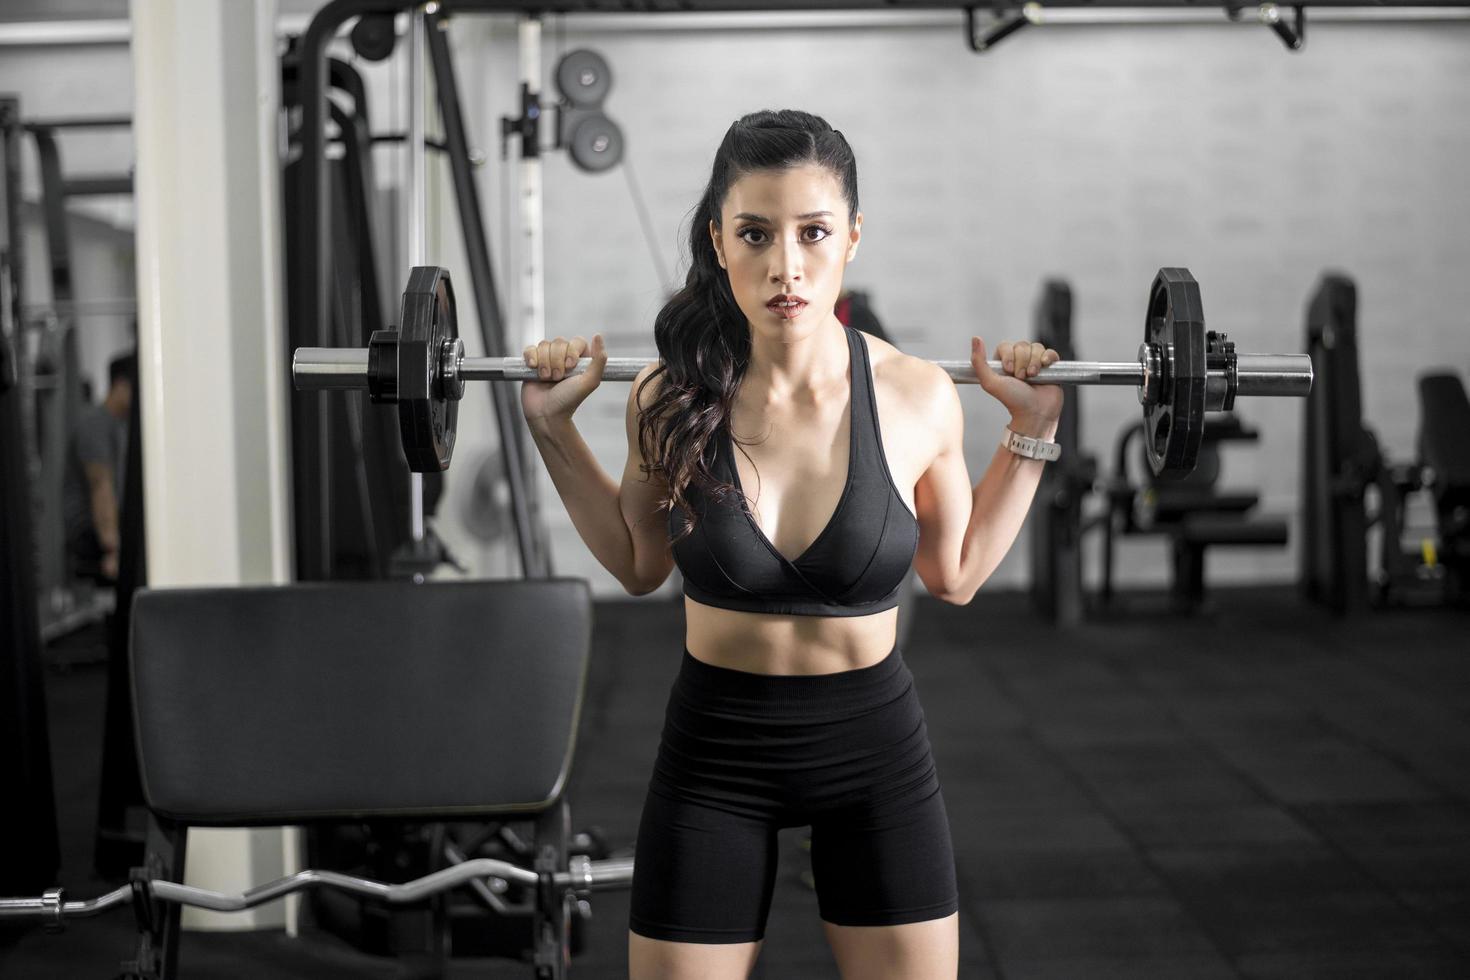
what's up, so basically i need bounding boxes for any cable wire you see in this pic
[621,155,671,293]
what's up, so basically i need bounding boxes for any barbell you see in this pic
[0,853,633,930]
[291,265,1313,476]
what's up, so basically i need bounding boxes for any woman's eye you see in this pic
[736,225,833,245]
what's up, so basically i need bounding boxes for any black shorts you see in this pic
[629,643,958,944]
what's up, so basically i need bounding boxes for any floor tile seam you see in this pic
[964,647,1252,979]
[1288,799,1470,847]
[1278,700,1470,806]
[950,861,1010,980]
[1276,801,1470,948]
[970,896,1234,962]
[1266,652,1470,733]
[955,848,1179,902]
[1271,692,1470,752]
[1305,643,1470,726]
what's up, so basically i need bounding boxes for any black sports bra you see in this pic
[667,325,919,617]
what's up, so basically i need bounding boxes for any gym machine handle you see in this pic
[292,348,1313,397]
[0,855,634,932]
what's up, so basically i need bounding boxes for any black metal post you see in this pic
[1029,280,1086,626]
[294,2,400,580]
[0,95,61,895]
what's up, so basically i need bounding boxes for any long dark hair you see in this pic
[636,109,859,543]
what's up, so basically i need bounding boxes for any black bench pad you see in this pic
[131,579,592,825]
[1179,514,1289,546]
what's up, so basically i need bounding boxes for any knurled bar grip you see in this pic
[0,855,635,928]
[292,349,1313,397]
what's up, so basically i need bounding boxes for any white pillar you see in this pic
[517,16,545,350]
[131,0,293,931]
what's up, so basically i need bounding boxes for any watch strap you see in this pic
[1002,426,1061,462]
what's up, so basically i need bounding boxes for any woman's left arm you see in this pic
[911,338,1062,604]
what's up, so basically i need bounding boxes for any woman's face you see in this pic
[709,164,862,333]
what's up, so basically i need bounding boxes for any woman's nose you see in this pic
[769,240,803,283]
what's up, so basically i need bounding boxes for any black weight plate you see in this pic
[555,49,612,107]
[1143,267,1207,478]
[568,113,624,173]
[396,266,458,473]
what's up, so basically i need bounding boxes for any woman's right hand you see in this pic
[520,333,607,425]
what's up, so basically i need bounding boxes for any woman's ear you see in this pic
[709,219,726,270]
[846,211,863,263]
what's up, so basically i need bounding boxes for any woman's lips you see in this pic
[766,298,808,319]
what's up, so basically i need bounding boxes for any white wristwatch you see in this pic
[1002,426,1061,462]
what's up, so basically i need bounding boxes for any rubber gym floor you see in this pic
[3,585,1468,979]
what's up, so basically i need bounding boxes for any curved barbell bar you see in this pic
[0,854,634,931]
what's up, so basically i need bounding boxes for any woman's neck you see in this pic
[743,317,848,404]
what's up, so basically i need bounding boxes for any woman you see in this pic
[521,109,1061,980]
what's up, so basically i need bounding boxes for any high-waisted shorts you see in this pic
[628,643,958,944]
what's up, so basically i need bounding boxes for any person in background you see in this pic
[63,350,133,582]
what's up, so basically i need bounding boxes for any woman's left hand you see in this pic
[971,337,1065,437]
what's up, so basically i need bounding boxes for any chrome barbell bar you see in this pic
[292,348,1313,398]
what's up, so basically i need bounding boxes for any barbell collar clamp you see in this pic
[41,889,63,932]
[439,337,466,401]
[0,889,69,931]
[1138,342,1163,407]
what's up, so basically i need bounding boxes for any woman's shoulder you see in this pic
[857,329,947,406]
[630,359,668,411]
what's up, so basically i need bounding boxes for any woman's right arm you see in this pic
[526,358,674,596]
